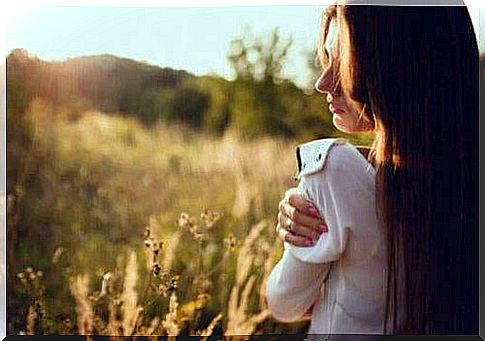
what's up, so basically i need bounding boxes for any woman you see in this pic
[266,2,478,336]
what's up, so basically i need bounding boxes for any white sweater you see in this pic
[266,138,391,336]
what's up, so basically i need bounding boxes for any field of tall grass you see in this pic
[10,98,334,336]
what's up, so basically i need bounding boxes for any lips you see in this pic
[329,103,344,114]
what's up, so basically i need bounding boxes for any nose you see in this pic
[315,66,339,97]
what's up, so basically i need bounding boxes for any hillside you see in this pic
[7,49,201,125]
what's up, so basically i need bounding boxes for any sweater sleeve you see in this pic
[265,247,331,322]
[286,143,374,264]
[265,172,334,322]
[266,143,375,322]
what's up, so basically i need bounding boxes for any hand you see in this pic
[276,188,328,247]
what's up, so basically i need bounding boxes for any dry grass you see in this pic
[69,274,94,335]
[226,220,271,336]
[14,108,309,336]
[120,250,140,335]
[198,130,296,219]
[197,313,223,337]
[161,231,181,273]
[53,216,276,337]
[161,292,180,336]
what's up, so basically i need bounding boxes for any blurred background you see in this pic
[4,3,484,337]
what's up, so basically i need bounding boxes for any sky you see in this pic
[5,5,326,88]
[3,2,484,89]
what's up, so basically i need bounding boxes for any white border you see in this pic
[0,0,481,339]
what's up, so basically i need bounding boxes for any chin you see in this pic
[333,115,373,134]
[333,116,355,134]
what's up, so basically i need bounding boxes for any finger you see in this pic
[277,211,282,224]
[284,187,300,198]
[278,225,314,247]
[279,199,296,221]
[277,211,288,234]
[280,201,327,233]
[287,192,322,220]
[284,216,323,241]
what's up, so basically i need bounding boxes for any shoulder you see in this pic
[295,138,374,183]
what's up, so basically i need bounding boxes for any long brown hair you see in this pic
[320,5,478,334]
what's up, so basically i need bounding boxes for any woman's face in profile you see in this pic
[315,15,373,134]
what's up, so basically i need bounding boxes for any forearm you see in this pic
[266,248,329,322]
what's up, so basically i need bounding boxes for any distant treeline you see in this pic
[7,32,337,142]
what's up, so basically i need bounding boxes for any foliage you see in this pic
[227,27,292,84]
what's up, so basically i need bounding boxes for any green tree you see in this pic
[227,28,293,139]
[228,26,292,84]
[196,76,231,136]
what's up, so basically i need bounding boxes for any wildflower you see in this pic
[26,267,33,273]
[179,213,204,241]
[177,212,197,230]
[158,274,179,297]
[224,233,237,253]
[36,271,43,278]
[177,212,190,228]
[152,263,162,277]
[200,209,223,229]
[151,240,164,256]
[17,273,25,279]
[162,275,179,297]
[168,276,179,292]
